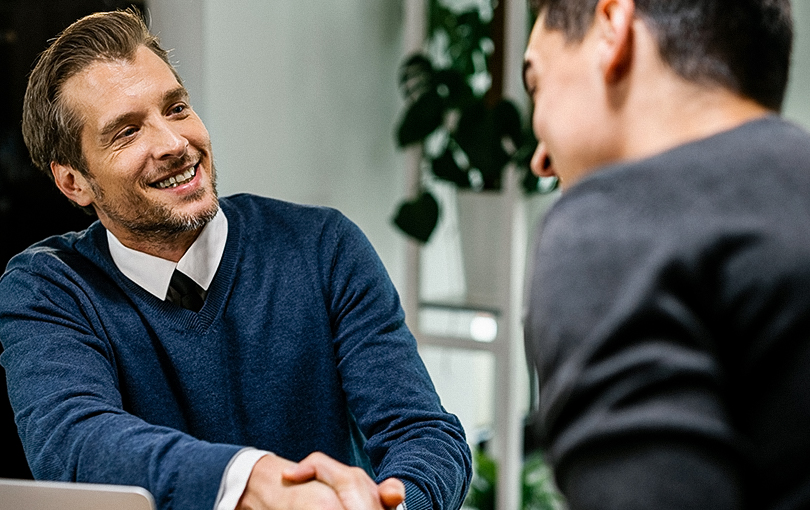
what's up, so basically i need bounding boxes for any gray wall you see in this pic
[785,0,810,129]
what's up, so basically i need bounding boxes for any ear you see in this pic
[51,161,95,208]
[595,0,635,83]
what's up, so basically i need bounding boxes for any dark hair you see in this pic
[22,8,181,181]
[528,0,793,111]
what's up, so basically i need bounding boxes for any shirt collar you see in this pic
[106,208,228,300]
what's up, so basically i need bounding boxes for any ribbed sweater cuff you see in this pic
[403,480,431,510]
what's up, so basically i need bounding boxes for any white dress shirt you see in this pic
[106,208,228,300]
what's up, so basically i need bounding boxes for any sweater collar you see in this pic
[105,208,228,300]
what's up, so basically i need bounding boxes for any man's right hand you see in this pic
[236,453,346,510]
[282,452,405,510]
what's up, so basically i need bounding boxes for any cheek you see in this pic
[540,86,588,144]
[96,149,152,187]
[532,95,563,149]
[530,106,543,139]
[185,116,211,147]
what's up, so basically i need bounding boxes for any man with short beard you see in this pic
[0,9,471,510]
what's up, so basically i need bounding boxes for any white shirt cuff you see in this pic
[214,448,271,510]
[213,448,407,510]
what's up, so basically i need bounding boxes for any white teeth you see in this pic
[155,166,197,189]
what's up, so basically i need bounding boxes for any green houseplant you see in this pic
[463,446,566,510]
[389,3,566,509]
[391,0,555,243]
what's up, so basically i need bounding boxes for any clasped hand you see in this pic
[236,452,405,510]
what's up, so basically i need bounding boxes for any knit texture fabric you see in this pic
[0,194,471,510]
[525,116,810,509]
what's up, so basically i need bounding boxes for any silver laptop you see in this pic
[0,478,156,510]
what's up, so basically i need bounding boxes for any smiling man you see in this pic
[522,0,810,509]
[0,9,470,510]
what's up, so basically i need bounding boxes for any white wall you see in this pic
[785,0,810,129]
[146,1,206,124]
[148,0,408,288]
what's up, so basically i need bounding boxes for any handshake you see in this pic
[237,452,405,510]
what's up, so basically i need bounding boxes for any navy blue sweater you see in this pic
[0,194,471,510]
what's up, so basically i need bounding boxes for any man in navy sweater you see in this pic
[523,0,810,509]
[0,9,471,510]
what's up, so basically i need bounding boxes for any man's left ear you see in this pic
[595,0,635,83]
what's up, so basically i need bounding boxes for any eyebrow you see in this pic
[98,86,190,140]
[163,86,190,107]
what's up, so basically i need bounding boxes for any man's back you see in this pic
[526,116,810,509]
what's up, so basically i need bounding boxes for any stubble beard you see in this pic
[90,161,220,245]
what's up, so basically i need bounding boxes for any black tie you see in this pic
[166,270,207,312]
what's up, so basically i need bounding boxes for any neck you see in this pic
[105,225,203,262]
[612,19,773,166]
[621,81,771,164]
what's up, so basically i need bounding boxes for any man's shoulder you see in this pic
[533,115,810,300]
[0,223,111,316]
[221,193,342,220]
[553,116,810,221]
[220,193,350,238]
[3,222,105,276]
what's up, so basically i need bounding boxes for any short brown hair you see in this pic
[22,8,181,180]
[529,0,793,111]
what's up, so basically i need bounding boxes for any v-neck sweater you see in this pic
[0,193,471,510]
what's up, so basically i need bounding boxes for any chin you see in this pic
[179,196,219,230]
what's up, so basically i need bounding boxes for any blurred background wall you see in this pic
[785,1,810,128]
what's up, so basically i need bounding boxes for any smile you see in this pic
[154,165,197,189]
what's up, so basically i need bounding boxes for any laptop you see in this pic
[0,478,156,510]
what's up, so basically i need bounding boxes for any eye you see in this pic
[168,103,189,116]
[525,73,539,99]
[116,126,139,140]
[522,61,538,98]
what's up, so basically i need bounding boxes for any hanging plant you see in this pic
[391,0,554,243]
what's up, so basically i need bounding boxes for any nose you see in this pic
[153,118,188,160]
[530,140,555,178]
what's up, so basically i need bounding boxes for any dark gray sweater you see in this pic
[525,116,810,509]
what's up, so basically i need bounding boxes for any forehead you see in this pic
[528,11,571,54]
[60,46,182,128]
[524,17,561,79]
